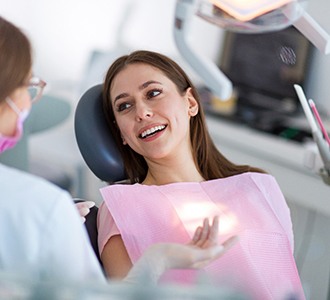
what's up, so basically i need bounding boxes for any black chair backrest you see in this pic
[74,199,102,267]
[74,84,126,183]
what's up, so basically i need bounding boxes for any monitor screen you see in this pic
[219,26,314,112]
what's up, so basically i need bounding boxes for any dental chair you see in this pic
[74,84,126,266]
[75,84,125,183]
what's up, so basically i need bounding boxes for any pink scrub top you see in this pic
[98,172,305,300]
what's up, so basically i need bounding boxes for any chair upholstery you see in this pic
[74,84,125,183]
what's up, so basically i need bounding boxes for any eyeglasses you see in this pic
[28,77,47,103]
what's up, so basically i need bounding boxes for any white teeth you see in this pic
[141,125,165,138]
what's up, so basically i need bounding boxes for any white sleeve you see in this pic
[39,192,106,283]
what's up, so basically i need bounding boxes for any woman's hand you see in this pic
[123,216,238,284]
[162,216,238,269]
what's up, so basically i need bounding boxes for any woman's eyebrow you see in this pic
[139,80,162,90]
[114,80,162,103]
[114,92,129,103]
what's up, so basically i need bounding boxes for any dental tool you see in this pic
[308,99,330,147]
[294,84,330,185]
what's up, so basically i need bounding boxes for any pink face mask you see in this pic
[0,98,30,153]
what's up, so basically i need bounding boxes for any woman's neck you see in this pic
[142,156,204,186]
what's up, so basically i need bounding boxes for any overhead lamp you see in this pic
[208,0,295,22]
[197,0,305,33]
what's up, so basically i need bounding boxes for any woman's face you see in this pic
[110,63,198,161]
[0,76,32,136]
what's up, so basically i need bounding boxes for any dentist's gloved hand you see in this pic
[74,200,96,223]
[123,216,238,284]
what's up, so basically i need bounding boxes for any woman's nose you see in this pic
[135,101,153,121]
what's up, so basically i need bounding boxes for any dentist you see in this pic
[0,16,106,283]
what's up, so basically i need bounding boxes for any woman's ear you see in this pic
[186,87,199,117]
[120,133,127,145]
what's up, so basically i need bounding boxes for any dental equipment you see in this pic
[294,84,330,185]
[174,0,330,100]
[308,99,330,147]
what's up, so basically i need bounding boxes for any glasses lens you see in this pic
[28,86,41,102]
[28,77,46,102]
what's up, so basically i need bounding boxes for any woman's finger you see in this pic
[222,235,239,252]
[191,226,203,244]
[192,235,239,268]
[194,218,210,247]
[208,216,219,244]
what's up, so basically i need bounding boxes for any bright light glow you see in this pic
[175,201,239,238]
[211,0,295,21]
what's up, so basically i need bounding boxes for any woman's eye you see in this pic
[146,89,162,99]
[117,102,131,112]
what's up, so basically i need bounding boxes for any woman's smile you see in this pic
[139,124,167,139]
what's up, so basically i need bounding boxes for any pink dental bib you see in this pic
[100,172,305,300]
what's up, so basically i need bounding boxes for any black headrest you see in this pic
[74,84,125,182]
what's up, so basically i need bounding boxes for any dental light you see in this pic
[174,0,330,100]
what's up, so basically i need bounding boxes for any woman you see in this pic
[98,50,305,299]
[0,17,230,285]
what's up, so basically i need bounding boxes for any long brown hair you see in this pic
[0,17,32,103]
[103,50,265,183]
